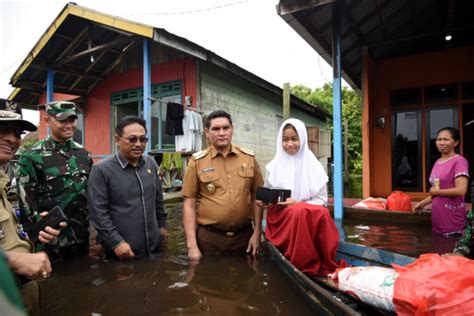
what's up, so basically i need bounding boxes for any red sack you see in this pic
[392,254,474,315]
[386,191,412,212]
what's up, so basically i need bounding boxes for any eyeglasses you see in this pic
[0,125,25,139]
[121,135,149,144]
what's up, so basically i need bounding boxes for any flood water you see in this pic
[342,218,460,257]
[40,202,453,315]
[40,203,316,315]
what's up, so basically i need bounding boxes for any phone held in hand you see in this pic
[256,186,291,204]
[25,206,68,244]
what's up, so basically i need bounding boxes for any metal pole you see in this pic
[143,38,152,153]
[283,82,290,119]
[46,69,55,135]
[46,69,54,102]
[332,4,344,220]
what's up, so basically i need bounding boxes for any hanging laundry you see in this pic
[175,110,203,152]
[165,102,184,135]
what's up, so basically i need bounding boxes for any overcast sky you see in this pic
[0,0,336,124]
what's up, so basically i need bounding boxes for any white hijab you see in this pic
[265,118,328,204]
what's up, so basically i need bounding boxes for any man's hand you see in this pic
[114,241,135,259]
[187,245,203,262]
[160,227,169,242]
[37,211,67,244]
[6,251,52,280]
[246,229,261,256]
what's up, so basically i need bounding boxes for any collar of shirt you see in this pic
[210,144,238,159]
[46,135,72,151]
[115,152,145,169]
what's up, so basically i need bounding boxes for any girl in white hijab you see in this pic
[265,118,328,205]
[262,118,344,276]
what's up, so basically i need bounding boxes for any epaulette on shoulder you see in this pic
[237,146,255,156]
[192,150,208,160]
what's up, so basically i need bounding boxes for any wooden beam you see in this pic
[59,36,134,65]
[29,63,103,81]
[54,26,90,62]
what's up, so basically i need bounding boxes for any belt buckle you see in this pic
[225,231,235,237]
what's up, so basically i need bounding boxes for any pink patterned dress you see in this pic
[429,154,470,234]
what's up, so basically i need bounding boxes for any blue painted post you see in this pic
[332,4,344,221]
[143,38,152,153]
[46,69,55,135]
[46,69,54,103]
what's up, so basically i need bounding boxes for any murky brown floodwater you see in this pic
[342,218,460,258]
[40,203,316,315]
[40,202,453,315]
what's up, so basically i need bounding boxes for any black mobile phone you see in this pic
[25,206,68,244]
[256,186,292,204]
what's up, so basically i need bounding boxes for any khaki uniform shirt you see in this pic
[0,171,31,254]
[182,145,263,230]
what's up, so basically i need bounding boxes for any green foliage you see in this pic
[292,83,362,174]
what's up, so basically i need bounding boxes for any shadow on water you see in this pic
[41,203,316,315]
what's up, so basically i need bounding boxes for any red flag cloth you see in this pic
[265,202,346,276]
[392,253,474,315]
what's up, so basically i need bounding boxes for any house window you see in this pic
[392,111,422,191]
[425,107,458,184]
[111,81,182,152]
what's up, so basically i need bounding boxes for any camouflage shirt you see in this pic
[16,135,92,248]
[454,209,473,259]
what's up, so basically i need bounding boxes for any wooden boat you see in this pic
[265,241,415,316]
[327,204,431,226]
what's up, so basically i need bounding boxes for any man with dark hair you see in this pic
[88,115,167,259]
[204,110,233,128]
[182,110,264,261]
[17,100,92,259]
[0,99,62,315]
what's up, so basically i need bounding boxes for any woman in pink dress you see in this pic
[259,118,344,276]
[414,127,469,235]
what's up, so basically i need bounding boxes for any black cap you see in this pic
[0,99,37,132]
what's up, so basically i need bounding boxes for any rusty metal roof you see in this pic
[277,0,474,89]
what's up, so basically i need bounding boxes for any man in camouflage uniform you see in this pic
[453,182,474,259]
[17,101,92,259]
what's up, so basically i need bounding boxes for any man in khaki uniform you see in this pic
[0,99,62,315]
[182,110,263,261]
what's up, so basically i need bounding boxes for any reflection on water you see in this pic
[41,203,316,315]
[342,218,460,257]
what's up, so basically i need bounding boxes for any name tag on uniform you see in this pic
[202,167,215,173]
